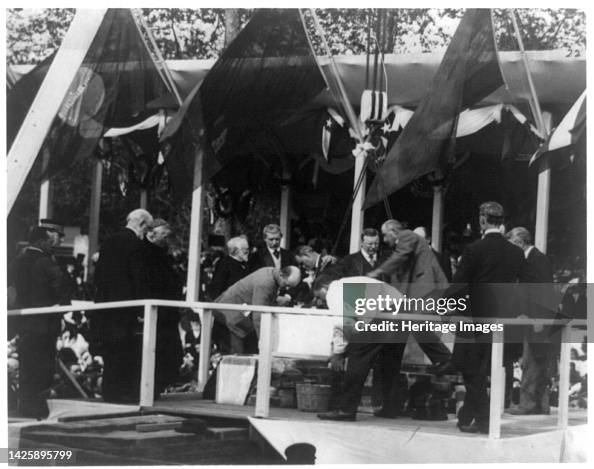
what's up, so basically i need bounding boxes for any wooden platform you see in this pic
[147,397,587,439]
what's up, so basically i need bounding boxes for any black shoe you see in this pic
[373,408,399,419]
[431,361,455,376]
[457,422,488,434]
[317,410,356,421]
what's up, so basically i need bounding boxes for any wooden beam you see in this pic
[255,313,273,418]
[488,328,504,439]
[557,325,572,428]
[197,309,212,392]
[534,112,552,253]
[431,185,444,252]
[7,9,108,213]
[349,153,366,254]
[185,146,205,303]
[279,169,291,249]
[139,189,148,209]
[38,149,54,220]
[87,160,103,281]
[139,304,158,407]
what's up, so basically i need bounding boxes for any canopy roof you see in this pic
[162,50,585,113]
[9,49,585,118]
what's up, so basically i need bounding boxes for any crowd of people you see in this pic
[6,203,587,432]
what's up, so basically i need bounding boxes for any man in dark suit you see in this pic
[209,236,250,299]
[446,202,525,433]
[249,224,295,271]
[293,245,338,306]
[506,227,554,415]
[144,218,183,398]
[94,208,153,402]
[334,228,383,277]
[10,224,68,418]
[368,220,452,372]
[214,266,301,353]
[208,236,251,353]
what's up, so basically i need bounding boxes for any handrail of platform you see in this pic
[7,299,585,439]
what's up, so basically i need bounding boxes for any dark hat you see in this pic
[39,218,65,237]
[285,443,316,464]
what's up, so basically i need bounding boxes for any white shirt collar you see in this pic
[483,227,502,236]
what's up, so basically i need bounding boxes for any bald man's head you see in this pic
[126,208,153,239]
[278,266,301,288]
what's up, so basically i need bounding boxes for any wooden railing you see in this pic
[8,299,586,439]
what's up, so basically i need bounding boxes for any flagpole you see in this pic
[308,9,367,253]
[509,10,546,136]
[509,9,551,253]
[132,9,183,107]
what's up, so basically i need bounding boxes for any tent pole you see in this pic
[279,168,292,249]
[7,9,108,213]
[139,189,148,209]
[38,149,54,220]
[185,147,205,303]
[534,113,552,253]
[87,159,103,282]
[431,184,444,252]
[349,154,366,254]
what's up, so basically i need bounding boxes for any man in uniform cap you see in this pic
[8,223,69,418]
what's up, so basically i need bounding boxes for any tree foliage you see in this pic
[6,8,586,65]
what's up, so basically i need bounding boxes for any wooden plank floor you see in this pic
[148,398,588,439]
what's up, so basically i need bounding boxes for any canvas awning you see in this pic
[8,50,585,139]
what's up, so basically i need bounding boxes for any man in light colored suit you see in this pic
[214,266,301,353]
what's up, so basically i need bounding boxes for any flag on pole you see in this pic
[38,9,168,178]
[161,8,327,200]
[529,90,586,165]
[364,9,504,208]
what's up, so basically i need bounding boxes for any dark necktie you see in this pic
[273,250,280,259]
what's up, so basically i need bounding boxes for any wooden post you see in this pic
[7,9,108,212]
[87,160,102,281]
[139,303,158,407]
[489,328,504,439]
[255,312,273,418]
[557,324,572,428]
[349,153,366,254]
[197,309,212,392]
[431,185,444,252]
[185,147,205,303]
[279,169,291,249]
[534,114,552,253]
[38,149,54,220]
[139,189,148,210]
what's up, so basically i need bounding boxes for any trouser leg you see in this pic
[18,331,55,418]
[413,330,452,364]
[338,343,384,414]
